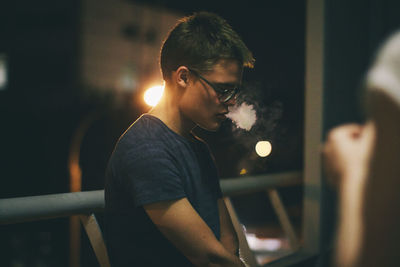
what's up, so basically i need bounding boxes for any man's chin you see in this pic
[197,122,221,132]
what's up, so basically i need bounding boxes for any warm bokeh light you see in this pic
[240,168,247,175]
[144,85,164,106]
[255,141,272,157]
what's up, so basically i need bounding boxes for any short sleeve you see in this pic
[122,142,186,207]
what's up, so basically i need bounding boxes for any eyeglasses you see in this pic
[188,68,240,103]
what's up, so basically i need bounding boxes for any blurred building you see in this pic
[80,0,181,95]
[0,0,182,195]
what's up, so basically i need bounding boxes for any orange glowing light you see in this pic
[240,168,247,175]
[255,141,272,157]
[144,85,164,107]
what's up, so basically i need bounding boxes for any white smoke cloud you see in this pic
[226,102,257,131]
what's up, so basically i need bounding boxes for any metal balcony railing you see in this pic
[0,171,303,267]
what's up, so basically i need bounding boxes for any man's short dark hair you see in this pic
[160,11,255,80]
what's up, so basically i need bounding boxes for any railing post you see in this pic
[267,189,300,250]
[79,214,110,267]
[223,197,258,267]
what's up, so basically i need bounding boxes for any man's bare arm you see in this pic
[144,198,245,267]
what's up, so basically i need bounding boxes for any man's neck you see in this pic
[148,88,196,140]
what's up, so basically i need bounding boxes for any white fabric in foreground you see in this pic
[367,31,400,107]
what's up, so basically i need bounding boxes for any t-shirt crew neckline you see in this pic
[141,113,200,145]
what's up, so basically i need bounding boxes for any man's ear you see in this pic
[175,66,190,87]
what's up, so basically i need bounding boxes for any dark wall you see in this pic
[323,0,400,130]
[0,0,81,197]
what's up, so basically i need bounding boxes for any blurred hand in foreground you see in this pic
[322,122,375,190]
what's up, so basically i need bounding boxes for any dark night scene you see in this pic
[1,0,400,266]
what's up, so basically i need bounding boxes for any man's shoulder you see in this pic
[117,115,165,146]
[124,114,159,137]
[114,114,186,158]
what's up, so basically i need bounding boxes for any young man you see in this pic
[105,12,254,266]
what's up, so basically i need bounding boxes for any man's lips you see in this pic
[216,112,228,119]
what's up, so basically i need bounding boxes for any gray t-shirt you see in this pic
[105,114,223,267]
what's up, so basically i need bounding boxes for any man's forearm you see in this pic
[190,235,244,267]
[205,248,245,267]
[145,198,245,267]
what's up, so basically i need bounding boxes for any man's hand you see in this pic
[322,122,375,189]
[144,198,245,267]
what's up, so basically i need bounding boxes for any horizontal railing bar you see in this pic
[221,171,302,196]
[0,190,104,225]
[0,171,302,225]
